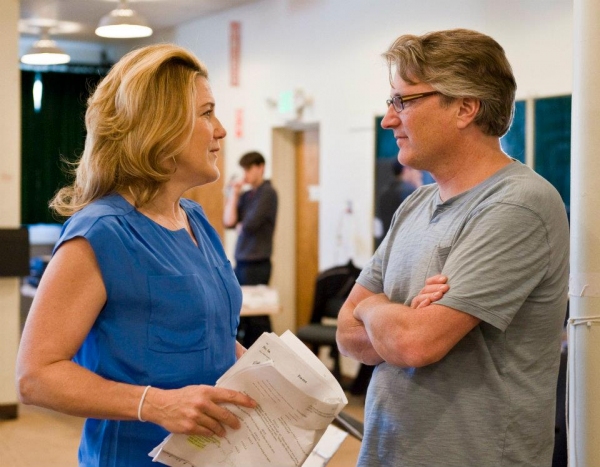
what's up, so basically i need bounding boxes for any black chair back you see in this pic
[309,260,361,323]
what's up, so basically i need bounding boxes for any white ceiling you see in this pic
[19,0,261,42]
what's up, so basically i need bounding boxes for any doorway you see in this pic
[184,142,226,240]
[271,124,320,334]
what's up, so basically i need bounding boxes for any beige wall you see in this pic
[0,0,22,409]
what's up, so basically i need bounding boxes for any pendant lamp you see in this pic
[21,28,70,66]
[95,0,153,39]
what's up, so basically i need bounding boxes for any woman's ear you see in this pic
[456,97,480,129]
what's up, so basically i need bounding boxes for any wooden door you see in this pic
[295,128,319,328]
[184,150,225,239]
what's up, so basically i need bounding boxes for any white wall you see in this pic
[172,0,573,270]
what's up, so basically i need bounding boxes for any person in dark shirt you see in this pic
[374,159,422,248]
[223,151,278,347]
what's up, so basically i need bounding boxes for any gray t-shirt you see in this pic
[357,161,569,467]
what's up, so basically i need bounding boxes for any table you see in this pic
[240,285,280,316]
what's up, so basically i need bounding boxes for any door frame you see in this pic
[270,122,319,335]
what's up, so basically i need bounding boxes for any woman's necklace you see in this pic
[159,209,188,231]
[140,203,197,245]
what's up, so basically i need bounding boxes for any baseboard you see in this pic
[0,403,18,419]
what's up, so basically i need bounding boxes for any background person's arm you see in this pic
[223,178,243,228]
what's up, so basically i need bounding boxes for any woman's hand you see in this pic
[144,385,257,437]
[410,274,449,309]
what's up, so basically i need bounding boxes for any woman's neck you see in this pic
[120,191,196,242]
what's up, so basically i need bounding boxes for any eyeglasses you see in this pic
[386,91,440,112]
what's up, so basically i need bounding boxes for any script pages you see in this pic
[149,330,348,467]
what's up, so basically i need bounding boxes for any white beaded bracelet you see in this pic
[137,385,152,422]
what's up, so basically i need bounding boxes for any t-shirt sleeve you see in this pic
[436,202,551,331]
[357,236,388,295]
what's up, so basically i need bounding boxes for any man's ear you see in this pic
[456,97,480,129]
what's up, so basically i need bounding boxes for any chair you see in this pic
[333,411,364,441]
[296,260,361,381]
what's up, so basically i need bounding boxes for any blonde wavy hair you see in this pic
[50,43,208,217]
[383,29,516,137]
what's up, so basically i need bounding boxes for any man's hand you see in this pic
[228,177,245,195]
[411,274,449,308]
[352,274,449,321]
[223,177,245,228]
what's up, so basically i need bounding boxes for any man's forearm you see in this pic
[337,305,384,365]
[353,294,415,367]
[342,275,453,368]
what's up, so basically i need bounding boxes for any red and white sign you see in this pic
[230,21,241,87]
[234,108,244,139]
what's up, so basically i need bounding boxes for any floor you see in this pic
[0,394,364,467]
[0,404,83,466]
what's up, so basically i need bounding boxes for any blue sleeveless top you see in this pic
[54,194,242,466]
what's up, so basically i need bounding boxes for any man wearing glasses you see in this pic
[337,29,569,467]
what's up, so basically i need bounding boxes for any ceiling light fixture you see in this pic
[95,0,153,39]
[21,28,71,66]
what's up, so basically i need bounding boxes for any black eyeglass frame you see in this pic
[386,91,441,112]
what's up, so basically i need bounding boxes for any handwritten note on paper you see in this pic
[149,331,347,467]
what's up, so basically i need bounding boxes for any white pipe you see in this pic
[525,97,535,169]
[568,0,600,464]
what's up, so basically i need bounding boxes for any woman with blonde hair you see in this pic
[16,43,256,466]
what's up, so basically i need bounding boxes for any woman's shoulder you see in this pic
[80,194,134,217]
[60,195,134,240]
